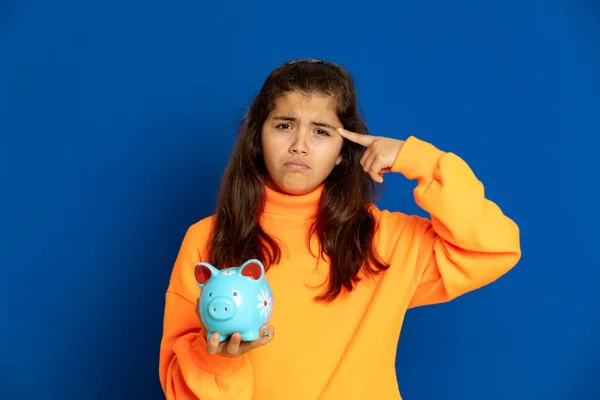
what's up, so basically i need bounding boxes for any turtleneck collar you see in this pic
[262,184,323,219]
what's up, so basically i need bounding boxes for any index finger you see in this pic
[206,332,221,354]
[338,128,376,147]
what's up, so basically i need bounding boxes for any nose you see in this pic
[207,297,236,321]
[289,130,309,155]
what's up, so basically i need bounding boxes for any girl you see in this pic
[158,59,521,400]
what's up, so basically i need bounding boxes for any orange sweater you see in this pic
[159,136,521,400]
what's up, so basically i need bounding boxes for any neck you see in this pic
[262,184,323,219]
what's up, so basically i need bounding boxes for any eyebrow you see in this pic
[272,116,337,131]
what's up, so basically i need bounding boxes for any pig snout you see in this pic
[207,297,236,321]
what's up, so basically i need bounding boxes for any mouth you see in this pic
[284,160,310,170]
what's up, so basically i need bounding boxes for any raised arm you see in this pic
[393,136,521,307]
[338,129,521,307]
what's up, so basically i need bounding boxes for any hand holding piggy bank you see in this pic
[195,259,274,343]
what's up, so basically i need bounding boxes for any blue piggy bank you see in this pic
[194,258,273,342]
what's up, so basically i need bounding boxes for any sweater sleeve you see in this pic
[387,136,521,308]
[159,220,254,399]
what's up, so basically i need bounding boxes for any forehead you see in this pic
[270,92,338,120]
[203,269,239,290]
[220,269,236,276]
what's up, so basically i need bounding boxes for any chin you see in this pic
[277,184,314,196]
[283,187,314,196]
[270,177,319,196]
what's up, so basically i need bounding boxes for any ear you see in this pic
[335,153,343,165]
[240,259,265,280]
[194,262,219,287]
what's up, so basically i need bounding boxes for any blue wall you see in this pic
[1,1,598,399]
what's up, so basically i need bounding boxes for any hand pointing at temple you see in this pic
[338,128,405,183]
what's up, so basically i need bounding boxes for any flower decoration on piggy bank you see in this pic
[195,258,273,342]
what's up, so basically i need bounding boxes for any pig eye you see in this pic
[233,291,238,296]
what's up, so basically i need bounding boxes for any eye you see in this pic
[208,292,212,297]
[276,123,292,130]
[233,291,238,296]
[316,129,330,136]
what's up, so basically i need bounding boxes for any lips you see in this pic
[285,160,310,170]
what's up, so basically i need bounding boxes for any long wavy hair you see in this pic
[207,58,389,302]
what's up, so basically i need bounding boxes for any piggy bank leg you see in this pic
[205,331,229,342]
[240,330,260,342]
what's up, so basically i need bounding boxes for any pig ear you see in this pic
[240,259,264,280]
[194,262,219,287]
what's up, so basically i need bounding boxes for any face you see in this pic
[261,91,344,195]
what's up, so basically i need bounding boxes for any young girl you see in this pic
[158,59,521,400]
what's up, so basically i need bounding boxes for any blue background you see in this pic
[1,0,598,399]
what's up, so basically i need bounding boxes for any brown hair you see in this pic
[207,59,389,301]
